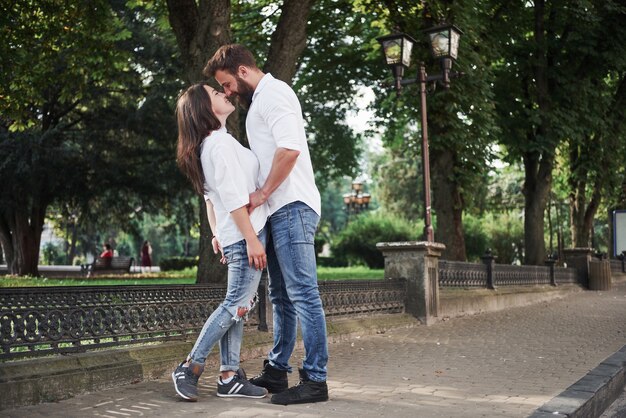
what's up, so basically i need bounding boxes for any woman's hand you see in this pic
[247,236,266,270]
[212,236,226,264]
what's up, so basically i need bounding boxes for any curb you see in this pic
[529,344,626,418]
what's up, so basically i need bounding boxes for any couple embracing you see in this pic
[172,44,329,406]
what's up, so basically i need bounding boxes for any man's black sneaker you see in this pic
[172,360,204,401]
[270,368,328,405]
[217,369,268,398]
[249,359,288,393]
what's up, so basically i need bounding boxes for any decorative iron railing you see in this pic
[0,259,583,360]
[610,259,625,274]
[439,260,578,288]
[0,278,406,360]
[320,280,406,316]
[494,264,550,286]
[439,260,487,287]
[554,267,580,284]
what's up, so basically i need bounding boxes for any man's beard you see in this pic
[233,75,254,110]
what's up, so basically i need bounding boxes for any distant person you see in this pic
[141,241,152,272]
[206,44,328,405]
[100,244,114,260]
[99,243,114,269]
[171,82,270,402]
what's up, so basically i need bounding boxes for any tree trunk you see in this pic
[521,0,554,266]
[196,196,227,283]
[431,148,466,261]
[167,0,231,84]
[0,204,46,276]
[66,218,78,265]
[522,150,552,265]
[0,217,14,270]
[264,0,316,83]
[167,0,232,283]
[569,176,602,249]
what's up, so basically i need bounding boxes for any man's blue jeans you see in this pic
[189,228,267,371]
[266,201,328,382]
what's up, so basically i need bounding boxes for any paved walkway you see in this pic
[3,282,626,418]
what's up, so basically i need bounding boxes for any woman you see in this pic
[141,241,152,272]
[99,243,114,260]
[172,83,269,401]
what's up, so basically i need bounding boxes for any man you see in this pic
[204,44,329,406]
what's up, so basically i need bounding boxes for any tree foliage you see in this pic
[0,0,186,275]
[490,0,626,263]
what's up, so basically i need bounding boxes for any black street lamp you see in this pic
[377,23,463,242]
[343,181,371,219]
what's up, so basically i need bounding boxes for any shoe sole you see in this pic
[216,392,268,399]
[171,372,198,402]
[270,395,329,405]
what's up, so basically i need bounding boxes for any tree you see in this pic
[0,0,191,275]
[0,0,135,275]
[491,0,626,263]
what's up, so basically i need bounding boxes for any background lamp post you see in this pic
[377,23,463,242]
[343,181,371,219]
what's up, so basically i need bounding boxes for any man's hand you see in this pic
[248,189,268,214]
[247,148,300,214]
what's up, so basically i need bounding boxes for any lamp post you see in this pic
[377,24,463,242]
[343,180,371,219]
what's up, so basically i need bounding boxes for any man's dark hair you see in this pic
[204,44,258,78]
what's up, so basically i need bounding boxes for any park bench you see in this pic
[82,256,134,276]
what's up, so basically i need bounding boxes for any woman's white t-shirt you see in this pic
[200,127,269,248]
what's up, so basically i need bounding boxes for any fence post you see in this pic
[257,269,271,332]
[376,241,445,326]
[545,254,557,286]
[563,248,594,288]
[481,249,496,290]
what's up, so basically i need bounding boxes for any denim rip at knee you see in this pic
[189,228,266,371]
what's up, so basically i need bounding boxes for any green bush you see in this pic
[41,242,66,265]
[159,256,198,271]
[463,212,524,264]
[333,212,418,269]
[487,213,524,264]
[463,214,490,262]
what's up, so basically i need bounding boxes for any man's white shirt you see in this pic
[245,73,321,216]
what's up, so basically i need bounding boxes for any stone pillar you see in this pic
[376,241,446,326]
[481,249,497,289]
[545,255,557,286]
[563,248,594,288]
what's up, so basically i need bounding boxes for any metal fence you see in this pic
[0,277,406,360]
[1,259,583,361]
[611,258,625,274]
[439,260,578,288]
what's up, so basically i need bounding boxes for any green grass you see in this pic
[317,266,384,280]
[0,266,384,287]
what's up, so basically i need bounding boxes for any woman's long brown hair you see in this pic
[175,83,222,195]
